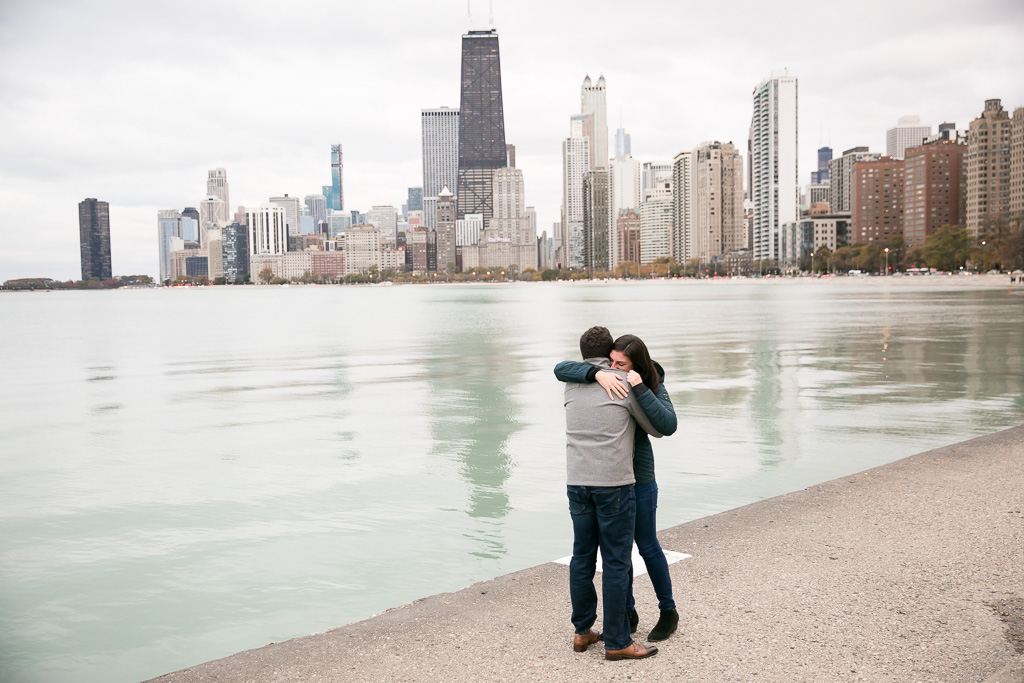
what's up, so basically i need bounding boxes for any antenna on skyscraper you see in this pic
[467,0,472,28]
[489,0,494,27]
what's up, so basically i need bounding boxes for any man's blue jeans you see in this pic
[627,480,676,612]
[567,484,636,651]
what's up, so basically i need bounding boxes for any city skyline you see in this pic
[1,0,1022,280]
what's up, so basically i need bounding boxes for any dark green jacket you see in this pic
[553,360,677,485]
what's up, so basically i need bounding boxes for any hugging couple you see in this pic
[557,325,678,661]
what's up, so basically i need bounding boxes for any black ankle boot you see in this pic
[647,608,678,641]
[628,608,639,634]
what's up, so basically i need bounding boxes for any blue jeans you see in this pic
[627,481,676,611]
[567,484,636,651]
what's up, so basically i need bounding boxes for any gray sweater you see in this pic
[564,357,663,486]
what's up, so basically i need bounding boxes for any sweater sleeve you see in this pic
[553,360,599,383]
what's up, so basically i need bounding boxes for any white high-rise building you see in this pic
[643,162,673,192]
[367,205,398,245]
[422,107,460,200]
[639,181,673,264]
[562,114,591,268]
[581,75,608,169]
[608,155,642,270]
[456,213,484,247]
[750,69,799,262]
[269,194,301,237]
[157,209,181,283]
[886,115,932,160]
[199,195,227,247]
[671,151,696,264]
[206,168,229,213]
[423,197,438,230]
[246,205,288,256]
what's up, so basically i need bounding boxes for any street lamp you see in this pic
[884,247,889,276]
[981,240,987,272]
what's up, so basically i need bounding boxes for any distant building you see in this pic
[407,187,423,214]
[643,162,672,192]
[344,225,381,275]
[422,108,459,200]
[330,144,344,211]
[608,155,643,269]
[305,195,327,224]
[455,212,484,247]
[457,29,507,219]
[246,205,288,256]
[966,99,1018,235]
[198,195,226,247]
[367,206,398,245]
[886,116,932,160]
[617,208,641,265]
[222,222,249,283]
[829,147,881,213]
[639,181,673,264]
[562,113,592,268]
[671,151,695,263]
[207,168,230,212]
[812,147,832,183]
[852,156,904,243]
[581,74,608,168]
[436,185,457,272]
[615,127,631,159]
[79,198,112,281]
[583,169,610,270]
[902,141,965,248]
[269,194,301,237]
[750,69,799,261]
[157,209,181,283]
[806,182,831,209]
[693,141,745,262]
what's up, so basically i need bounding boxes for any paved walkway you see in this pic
[152,426,1024,682]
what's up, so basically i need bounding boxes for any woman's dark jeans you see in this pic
[628,480,676,611]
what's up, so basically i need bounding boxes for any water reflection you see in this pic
[424,308,522,559]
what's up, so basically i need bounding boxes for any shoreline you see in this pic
[151,425,1024,682]
[5,272,1023,292]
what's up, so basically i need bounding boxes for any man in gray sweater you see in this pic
[563,326,662,660]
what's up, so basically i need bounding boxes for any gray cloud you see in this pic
[1,0,1022,279]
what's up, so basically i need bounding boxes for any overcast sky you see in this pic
[1,0,1022,280]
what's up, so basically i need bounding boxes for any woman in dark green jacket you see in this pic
[554,334,679,642]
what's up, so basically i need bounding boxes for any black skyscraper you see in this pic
[456,29,507,220]
[78,198,112,280]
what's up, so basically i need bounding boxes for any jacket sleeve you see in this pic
[553,360,599,383]
[625,391,663,439]
[631,380,677,436]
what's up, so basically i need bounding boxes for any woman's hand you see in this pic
[626,370,643,387]
[596,370,630,400]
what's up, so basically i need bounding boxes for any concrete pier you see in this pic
[152,425,1024,682]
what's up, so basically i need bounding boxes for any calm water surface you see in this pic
[1,280,1022,682]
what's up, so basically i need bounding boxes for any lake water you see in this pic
[1,280,1022,682]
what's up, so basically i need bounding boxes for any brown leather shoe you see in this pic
[604,641,658,660]
[573,629,602,652]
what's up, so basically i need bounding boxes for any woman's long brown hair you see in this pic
[613,334,659,393]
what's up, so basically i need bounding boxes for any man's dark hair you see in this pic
[579,326,613,359]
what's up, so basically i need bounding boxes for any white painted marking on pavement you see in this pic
[552,544,691,576]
